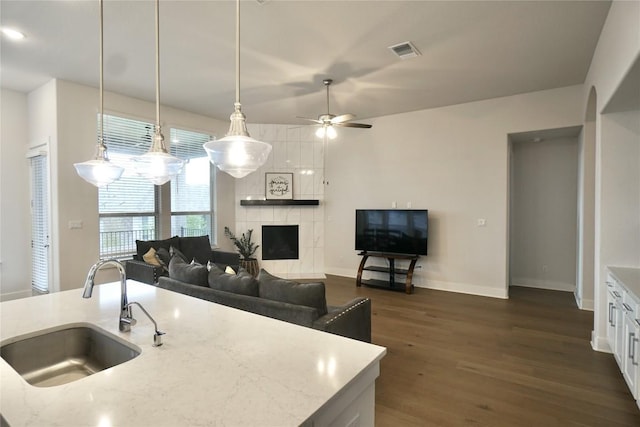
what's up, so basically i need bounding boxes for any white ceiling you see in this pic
[1,1,611,125]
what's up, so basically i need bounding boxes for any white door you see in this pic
[30,155,50,294]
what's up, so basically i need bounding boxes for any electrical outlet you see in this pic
[477,218,486,227]
[391,201,397,208]
[407,201,412,208]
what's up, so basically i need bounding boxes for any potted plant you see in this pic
[224,227,260,276]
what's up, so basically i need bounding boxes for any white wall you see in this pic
[0,79,233,296]
[582,0,640,352]
[234,124,325,279]
[510,136,579,292]
[576,117,596,310]
[324,85,584,299]
[0,89,32,301]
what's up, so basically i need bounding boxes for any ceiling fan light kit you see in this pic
[203,0,271,179]
[74,0,124,187]
[298,79,372,139]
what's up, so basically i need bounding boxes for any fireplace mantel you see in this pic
[240,199,319,206]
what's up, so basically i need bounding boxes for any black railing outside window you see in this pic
[100,229,156,259]
[100,227,210,259]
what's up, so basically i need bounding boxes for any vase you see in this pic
[240,258,260,277]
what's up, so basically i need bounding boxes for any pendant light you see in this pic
[203,0,272,179]
[132,0,184,185]
[74,0,124,187]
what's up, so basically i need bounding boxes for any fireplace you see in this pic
[262,225,299,260]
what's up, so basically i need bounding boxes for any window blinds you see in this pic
[30,155,49,293]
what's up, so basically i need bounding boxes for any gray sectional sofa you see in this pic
[125,235,240,285]
[156,260,371,343]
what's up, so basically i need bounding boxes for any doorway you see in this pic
[29,154,50,294]
[508,126,582,296]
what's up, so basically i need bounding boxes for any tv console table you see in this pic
[356,252,418,294]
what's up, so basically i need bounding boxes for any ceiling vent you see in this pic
[388,41,421,60]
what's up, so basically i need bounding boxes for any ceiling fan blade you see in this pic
[296,116,323,125]
[336,122,372,129]
[330,113,355,124]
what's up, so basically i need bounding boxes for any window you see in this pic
[169,128,215,241]
[99,115,158,258]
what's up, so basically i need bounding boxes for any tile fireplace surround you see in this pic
[234,124,325,279]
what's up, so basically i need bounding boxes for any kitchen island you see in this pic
[0,280,386,426]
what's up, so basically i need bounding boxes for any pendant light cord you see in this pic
[98,0,104,145]
[235,0,240,105]
[155,0,161,130]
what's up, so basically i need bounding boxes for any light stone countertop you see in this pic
[609,267,640,299]
[0,280,386,426]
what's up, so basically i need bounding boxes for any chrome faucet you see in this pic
[82,259,165,345]
[82,259,135,332]
[126,302,165,346]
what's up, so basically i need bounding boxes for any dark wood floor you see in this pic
[322,275,640,427]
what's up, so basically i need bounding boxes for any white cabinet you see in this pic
[607,267,640,409]
[607,281,618,352]
[622,290,640,398]
[607,277,625,366]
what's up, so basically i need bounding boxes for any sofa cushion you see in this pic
[257,269,327,316]
[179,236,212,265]
[136,236,179,261]
[168,256,208,287]
[208,264,259,296]
[171,245,190,263]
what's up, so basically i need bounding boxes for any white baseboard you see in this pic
[574,291,594,311]
[591,331,612,353]
[324,268,508,299]
[420,279,508,299]
[324,267,357,278]
[284,272,326,280]
[512,277,575,292]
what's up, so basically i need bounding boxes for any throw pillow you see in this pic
[225,265,236,274]
[180,235,212,265]
[168,256,208,287]
[208,264,259,296]
[257,269,327,316]
[156,247,171,266]
[170,245,188,263]
[142,248,163,267]
[136,236,179,261]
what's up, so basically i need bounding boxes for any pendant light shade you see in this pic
[132,0,184,185]
[204,103,272,179]
[74,141,125,187]
[131,131,184,185]
[74,0,124,187]
[203,0,271,179]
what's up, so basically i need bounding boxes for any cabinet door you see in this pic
[614,289,625,367]
[607,288,617,352]
[622,312,639,398]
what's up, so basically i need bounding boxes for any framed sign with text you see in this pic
[265,172,293,200]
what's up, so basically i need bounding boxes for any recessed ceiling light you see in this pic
[2,28,26,41]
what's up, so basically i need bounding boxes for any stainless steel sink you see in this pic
[1,324,141,387]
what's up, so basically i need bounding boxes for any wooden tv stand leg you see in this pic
[405,257,418,294]
[356,254,369,287]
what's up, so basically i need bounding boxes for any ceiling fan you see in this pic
[298,79,372,139]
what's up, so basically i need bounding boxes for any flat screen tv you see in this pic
[355,209,428,256]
